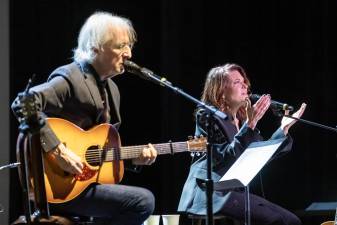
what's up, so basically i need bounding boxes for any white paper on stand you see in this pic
[219,138,285,186]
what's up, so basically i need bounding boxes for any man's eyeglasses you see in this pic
[114,42,134,51]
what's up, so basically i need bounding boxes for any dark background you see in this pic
[9,0,337,224]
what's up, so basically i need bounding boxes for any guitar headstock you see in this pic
[186,136,207,152]
[15,92,45,132]
[17,93,38,121]
[12,75,44,132]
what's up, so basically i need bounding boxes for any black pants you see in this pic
[220,191,301,225]
[50,184,155,225]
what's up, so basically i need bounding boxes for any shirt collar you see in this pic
[77,60,107,88]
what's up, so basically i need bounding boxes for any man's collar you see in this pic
[77,60,106,87]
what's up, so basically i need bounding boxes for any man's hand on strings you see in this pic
[132,143,157,165]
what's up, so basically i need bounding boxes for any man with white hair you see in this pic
[12,11,157,225]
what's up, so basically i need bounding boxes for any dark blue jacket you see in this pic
[177,108,292,215]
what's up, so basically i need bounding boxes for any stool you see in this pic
[188,214,240,225]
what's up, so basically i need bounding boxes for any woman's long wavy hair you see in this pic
[201,63,251,112]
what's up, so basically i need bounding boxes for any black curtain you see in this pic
[10,0,337,224]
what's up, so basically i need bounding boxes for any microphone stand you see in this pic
[126,64,227,225]
[204,112,215,225]
[283,114,337,133]
[134,67,227,121]
[271,108,337,133]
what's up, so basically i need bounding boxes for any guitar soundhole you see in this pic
[85,145,102,167]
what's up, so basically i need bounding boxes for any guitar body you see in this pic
[321,222,334,225]
[30,117,206,204]
[43,118,124,203]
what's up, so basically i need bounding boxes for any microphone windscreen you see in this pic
[249,94,261,102]
[123,60,141,73]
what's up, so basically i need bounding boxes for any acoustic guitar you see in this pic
[41,118,207,204]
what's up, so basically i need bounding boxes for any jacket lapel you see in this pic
[106,80,121,125]
[82,70,104,112]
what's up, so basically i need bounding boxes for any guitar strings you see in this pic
[83,142,190,163]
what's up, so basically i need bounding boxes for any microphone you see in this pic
[123,60,154,79]
[123,60,171,86]
[250,94,294,111]
[123,60,141,72]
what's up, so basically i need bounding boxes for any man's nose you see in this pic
[123,46,132,59]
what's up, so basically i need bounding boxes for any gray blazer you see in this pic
[177,108,293,215]
[20,61,121,152]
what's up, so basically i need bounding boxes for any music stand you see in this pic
[213,137,286,225]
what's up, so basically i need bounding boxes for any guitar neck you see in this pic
[83,135,206,164]
[119,141,189,160]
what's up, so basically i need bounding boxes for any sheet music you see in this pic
[219,138,285,186]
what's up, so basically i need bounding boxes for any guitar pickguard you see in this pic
[74,165,97,181]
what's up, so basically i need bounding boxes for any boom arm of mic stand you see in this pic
[283,114,337,133]
[139,68,227,120]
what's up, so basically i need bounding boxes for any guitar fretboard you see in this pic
[85,141,190,164]
[120,142,189,159]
